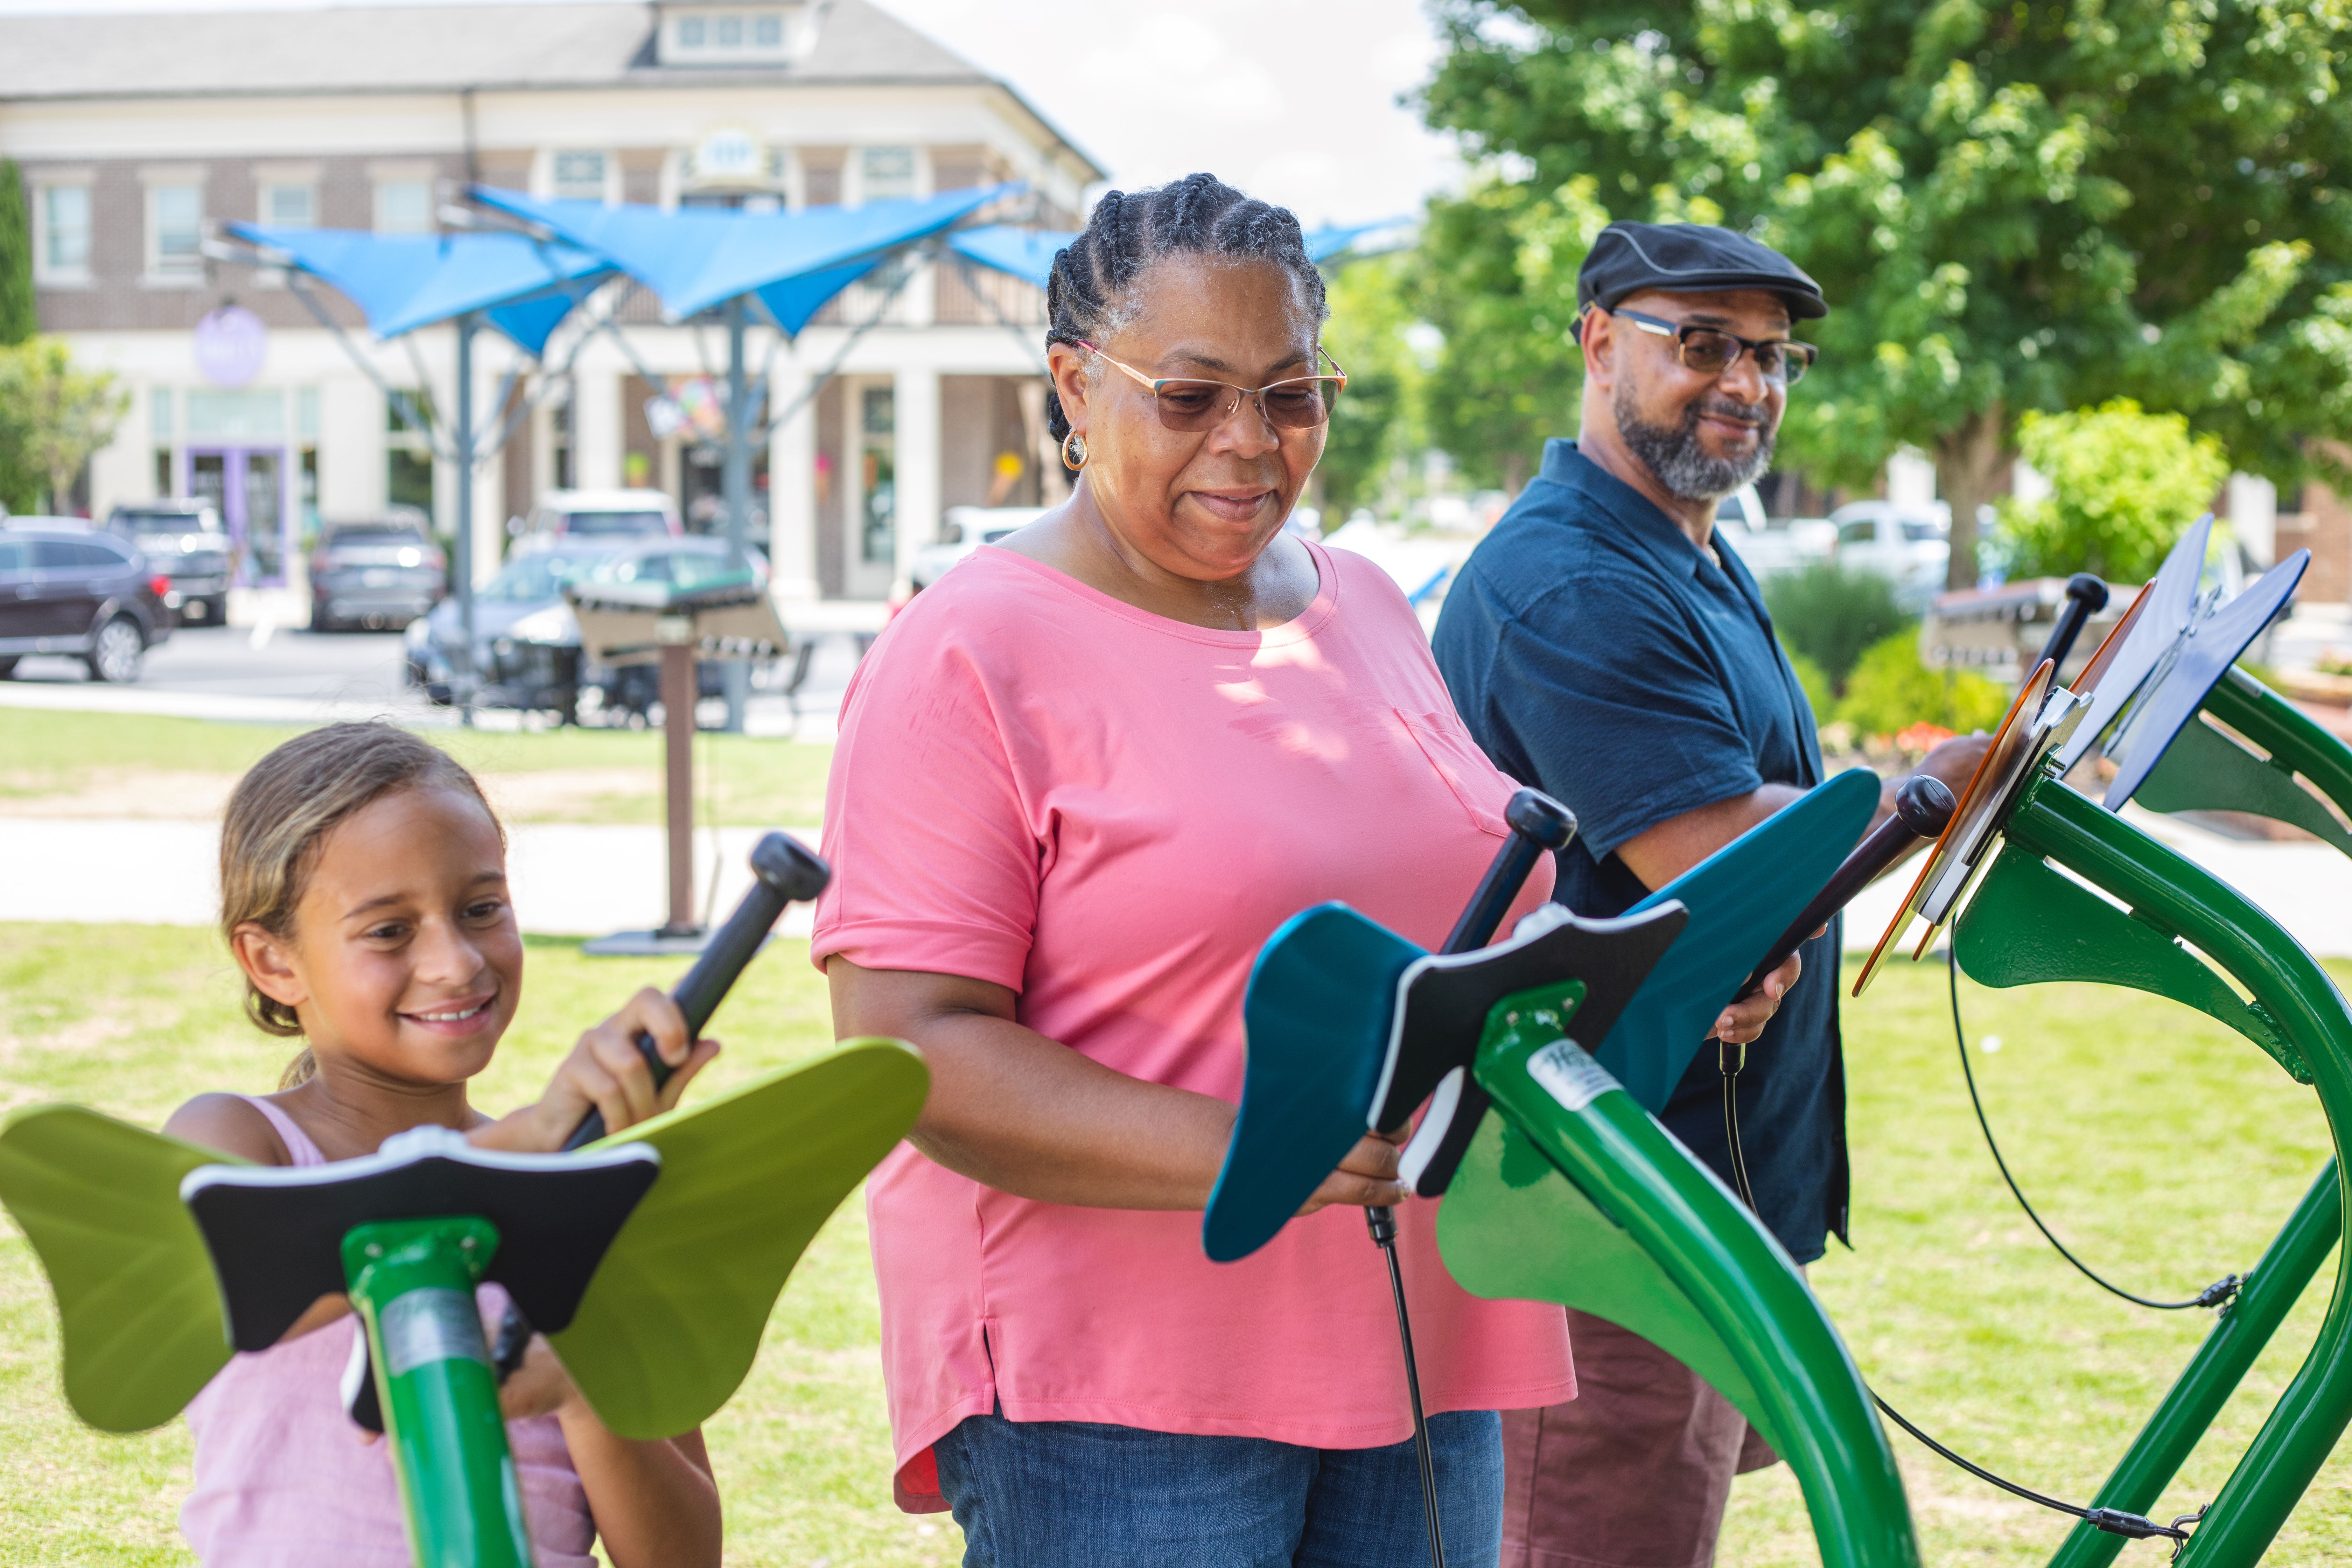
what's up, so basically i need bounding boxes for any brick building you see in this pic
[0,0,1101,600]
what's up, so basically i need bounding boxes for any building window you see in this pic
[374,179,433,233]
[678,15,705,45]
[148,182,204,278]
[860,147,917,203]
[35,183,91,280]
[755,12,782,45]
[260,182,315,228]
[388,386,437,524]
[860,385,896,566]
[552,151,609,202]
[664,7,800,62]
[717,14,742,44]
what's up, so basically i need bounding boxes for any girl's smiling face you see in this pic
[234,784,522,1086]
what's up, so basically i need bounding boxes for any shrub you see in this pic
[1763,562,1909,688]
[1782,643,1835,719]
[1995,399,2231,583]
[1836,630,2011,740]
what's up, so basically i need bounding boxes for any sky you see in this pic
[0,0,1467,226]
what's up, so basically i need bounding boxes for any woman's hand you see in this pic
[474,988,720,1153]
[1296,1127,1410,1216]
[1711,951,1800,1046]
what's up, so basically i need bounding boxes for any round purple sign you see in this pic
[193,304,268,388]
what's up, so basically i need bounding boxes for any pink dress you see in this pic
[180,1096,597,1567]
[813,542,1577,1512]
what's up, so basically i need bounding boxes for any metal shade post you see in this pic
[722,295,752,733]
[454,309,478,726]
[658,615,698,938]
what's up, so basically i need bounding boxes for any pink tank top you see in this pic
[180,1096,597,1567]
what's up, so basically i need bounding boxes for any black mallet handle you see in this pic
[1440,789,1579,957]
[561,831,831,1150]
[2032,574,2110,676]
[1735,775,1955,1002]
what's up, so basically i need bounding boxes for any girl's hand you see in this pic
[1712,951,1801,1046]
[1296,1126,1410,1215]
[498,1332,579,1423]
[474,988,721,1153]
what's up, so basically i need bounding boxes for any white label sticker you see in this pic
[1526,1039,1619,1113]
[379,1288,489,1379]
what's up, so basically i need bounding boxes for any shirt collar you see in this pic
[1536,438,1720,583]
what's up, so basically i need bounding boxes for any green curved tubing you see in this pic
[2047,1161,2340,1568]
[1475,1023,1919,1568]
[2203,666,2352,817]
[2007,778,2352,1568]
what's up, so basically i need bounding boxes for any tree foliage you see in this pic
[1420,1,2352,587]
[1315,253,1428,519]
[0,161,33,349]
[1996,398,2232,581]
[0,339,128,514]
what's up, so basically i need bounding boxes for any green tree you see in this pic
[1996,398,2233,581]
[0,160,32,348]
[1420,1,2352,589]
[0,339,128,513]
[1316,252,1427,520]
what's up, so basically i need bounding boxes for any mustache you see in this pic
[1689,394,1771,427]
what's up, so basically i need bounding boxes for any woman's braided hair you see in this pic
[1044,173,1329,441]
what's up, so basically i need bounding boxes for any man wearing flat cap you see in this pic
[1434,222,1985,1567]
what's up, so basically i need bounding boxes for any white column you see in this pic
[2228,473,2278,568]
[892,365,941,592]
[767,360,819,600]
[573,372,624,491]
[320,376,385,516]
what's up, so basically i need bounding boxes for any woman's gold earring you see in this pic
[1061,430,1088,470]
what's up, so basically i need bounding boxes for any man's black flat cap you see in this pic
[1577,221,1827,321]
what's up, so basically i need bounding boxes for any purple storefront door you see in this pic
[184,446,292,587]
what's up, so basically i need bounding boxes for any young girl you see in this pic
[164,721,724,1568]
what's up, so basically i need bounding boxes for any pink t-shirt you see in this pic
[814,541,1576,1510]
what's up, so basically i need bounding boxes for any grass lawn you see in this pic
[1,924,2347,1565]
[0,708,832,827]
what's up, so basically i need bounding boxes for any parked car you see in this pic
[1713,484,1835,578]
[0,518,171,682]
[910,505,1046,590]
[404,536,766,722]
[105,499,231,627]
[519,488,682,542]
[310,515,446,630]
[1829,499,1952,610]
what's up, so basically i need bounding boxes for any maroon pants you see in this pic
[1500,1311,1779,1568]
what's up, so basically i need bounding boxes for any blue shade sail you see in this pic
[468,185,1019,326]
[224,225,613,355]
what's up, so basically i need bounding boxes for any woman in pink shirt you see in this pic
[815,175,1791,1567]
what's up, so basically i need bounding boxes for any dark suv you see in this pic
[310,516,446,631]
[106,500,231,627]
[0,519,171,682]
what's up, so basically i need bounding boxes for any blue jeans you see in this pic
[933,1408,1503,1568]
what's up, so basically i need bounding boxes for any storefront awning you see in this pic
[946,218,1410,293]
[223,225,616,356]
[467,184,1022,331]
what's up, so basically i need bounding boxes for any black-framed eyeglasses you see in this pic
[1601,307,1819,386]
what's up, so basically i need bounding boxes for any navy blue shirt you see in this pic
[1432,439,1848,1262]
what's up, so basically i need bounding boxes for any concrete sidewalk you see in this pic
[3,805,2348,957]
[0,819,820,939]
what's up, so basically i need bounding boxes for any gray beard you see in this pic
[1613,380,1777,500]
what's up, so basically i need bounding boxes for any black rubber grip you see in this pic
[1736,775,1956,1001]
[1440,789,1577,957]
[2032,574,2110,673]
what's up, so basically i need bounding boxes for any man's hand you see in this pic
[1914,731,1993,799]
[1712,951,1799,1045]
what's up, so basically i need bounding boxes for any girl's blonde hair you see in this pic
[219,722,502,1088]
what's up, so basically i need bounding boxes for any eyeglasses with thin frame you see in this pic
[1600,307,1819,386]
[1075,340,1348,432]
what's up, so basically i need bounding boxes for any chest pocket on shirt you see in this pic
[1395,709,1511,839]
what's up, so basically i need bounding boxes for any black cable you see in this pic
[1870,1392,2188,1544]
[1947,952,2241,1312]
[1720,1040,1759,1212]
[1366,1205,1446,1568]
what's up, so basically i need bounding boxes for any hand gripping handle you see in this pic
[562,832,831,1150]
[1735,775,1955,1002]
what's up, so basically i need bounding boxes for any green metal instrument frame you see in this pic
[1442,673,2352,1566]
[344,1216,532,1568]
